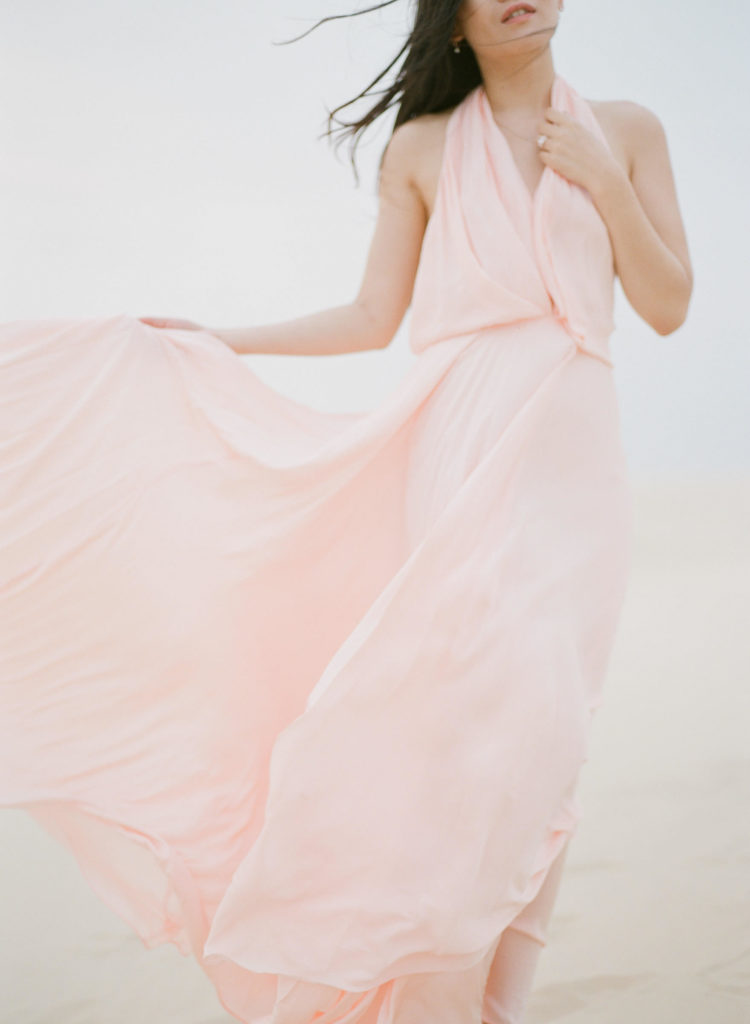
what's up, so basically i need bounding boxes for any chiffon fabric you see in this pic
[0,73,633,1023]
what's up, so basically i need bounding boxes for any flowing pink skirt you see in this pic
[0,311,632,1022]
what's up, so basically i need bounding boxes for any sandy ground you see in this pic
[1,475,748,1024]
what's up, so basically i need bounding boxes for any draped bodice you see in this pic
[408,73,617,367]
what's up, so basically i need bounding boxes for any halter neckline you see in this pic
[477,72,561,208]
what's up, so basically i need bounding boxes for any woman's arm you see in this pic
[208,304,387,357]
[539,100,693,336]
[207,123,428,356]
[588,102,693,336]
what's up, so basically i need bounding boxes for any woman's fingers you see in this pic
[537,118,563,138]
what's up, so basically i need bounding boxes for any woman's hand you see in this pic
[138,316,205,331]
[539,102,692,335]
[537,109,626,200]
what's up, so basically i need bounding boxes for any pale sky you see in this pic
[1,0,747,474]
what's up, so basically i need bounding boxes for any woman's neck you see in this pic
[479,51,556,117]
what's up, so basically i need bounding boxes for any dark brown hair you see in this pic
[276,1,482,185]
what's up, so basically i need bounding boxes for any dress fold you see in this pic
[0,72,632,1023]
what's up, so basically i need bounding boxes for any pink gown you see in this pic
[0,73,632,1022]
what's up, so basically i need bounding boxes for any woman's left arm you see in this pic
[539,102,693,335]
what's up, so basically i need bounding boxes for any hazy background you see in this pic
[1,3,749,1022]
[0,0,748,474]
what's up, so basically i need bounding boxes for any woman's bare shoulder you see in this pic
[386,109,455,219]
[392,108,455,138]
[587,98,668,175]
[387,109,454,166]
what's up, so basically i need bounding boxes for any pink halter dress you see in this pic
[0,72,632,1022]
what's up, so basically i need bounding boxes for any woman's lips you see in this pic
[502,4,537,24]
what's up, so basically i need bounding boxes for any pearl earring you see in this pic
[453,39,461,53]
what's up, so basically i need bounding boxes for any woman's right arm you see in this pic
[208,122,429,356]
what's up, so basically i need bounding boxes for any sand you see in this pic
[1,475,748,1023]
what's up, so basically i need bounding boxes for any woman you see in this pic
[0,2,692,1022]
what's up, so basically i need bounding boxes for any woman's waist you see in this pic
[409,312,615,369]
